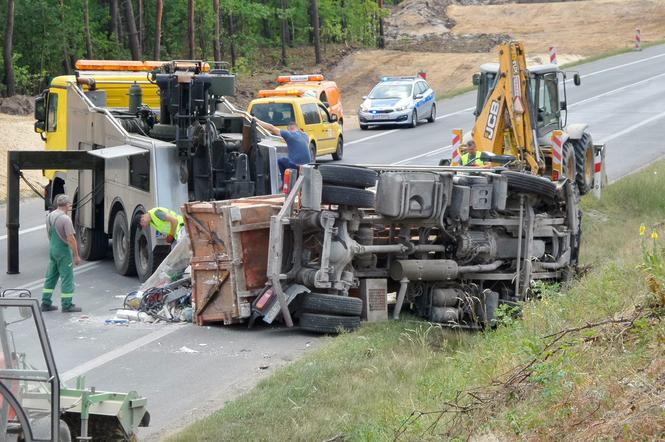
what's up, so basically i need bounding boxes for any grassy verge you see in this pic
[169,162,665,442]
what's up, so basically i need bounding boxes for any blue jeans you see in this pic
[278,157,299,180]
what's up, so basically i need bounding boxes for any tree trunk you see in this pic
[3,0,15,96]
[125,0,141,60]
[59,0,72,74]
[341,0,347,43]
[213,0,221,62]
[280,0,288,66]
[228,13,236,67]
[378,0,385,49]
[310,0,321,64]
[110,0,120,42]
[154,0,163,60]
[84,0,93,58]
[138,0,144,54]
[188,0,196,59]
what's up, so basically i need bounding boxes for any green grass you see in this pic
[168,162,665,442]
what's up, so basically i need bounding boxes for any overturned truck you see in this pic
[185,162,582,332]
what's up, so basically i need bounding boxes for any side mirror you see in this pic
[330,114,338,123]
[573,73,581,86]
[34,121,45,134]
[560,101,567,111]
[472,73,480,86]
[34,93,46,123]
[362,95,367,100]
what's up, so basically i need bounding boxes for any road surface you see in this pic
[1,43,665,440]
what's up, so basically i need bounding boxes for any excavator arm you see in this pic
[473,41,540,174]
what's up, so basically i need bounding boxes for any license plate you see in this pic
[370,113,393,120]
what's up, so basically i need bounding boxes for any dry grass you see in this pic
[0,114,47,202]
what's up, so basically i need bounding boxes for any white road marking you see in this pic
[0,224,46,241]
[569,71,665,108]
[61,325,182,382]
[600,110,665,144]
[20,262,102,291]
[435,106,475,120]
[579,51,665,79]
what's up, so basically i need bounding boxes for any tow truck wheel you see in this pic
[409,110,418,128]
[332,136,344,161]
[112,211,137,276]
[428,104,437,123]
[134,228,170,283]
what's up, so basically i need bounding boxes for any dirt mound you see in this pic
[0,95,35,116]
[385,0,511,53]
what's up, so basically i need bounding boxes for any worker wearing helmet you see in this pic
[461,140,484,167]
[254,118,311,180]
[42,194,82,313]
[140,207,185,245]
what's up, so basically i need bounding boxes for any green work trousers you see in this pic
[42,226,75,308]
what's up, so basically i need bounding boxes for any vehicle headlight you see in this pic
[360,103,370,112]
[394,105,408,112]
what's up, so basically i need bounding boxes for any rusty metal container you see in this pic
[183,195,284,325]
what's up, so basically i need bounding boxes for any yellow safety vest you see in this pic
[148,207,185,239]
[461,153,484,167]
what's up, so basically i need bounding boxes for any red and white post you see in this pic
[549,46,557,64]
[451,129,463,166]
[593,150,602,199]
[551,130,563,180]
[635,28,641,51]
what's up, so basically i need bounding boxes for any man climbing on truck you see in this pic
[254,118,311,179]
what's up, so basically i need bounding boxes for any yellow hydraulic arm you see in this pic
[472,41,540,174]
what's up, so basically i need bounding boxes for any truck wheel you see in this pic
[318,164,378,188]
[299,312,360,334]
[332,136,344,161]
[321,185,375,208]
[573,132,594,195]
[134,228,170,283]
[503,171,557,199]
[112,211,137,276]
[309,142,317,163]
[77,225,108,261]
[428,104,437,123]
[300,293,363,316]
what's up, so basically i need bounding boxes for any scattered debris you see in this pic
[105,319,129,326]
[178,346,199,354]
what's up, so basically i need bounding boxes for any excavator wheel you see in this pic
[572,132,594,195]
[562,141,577,185]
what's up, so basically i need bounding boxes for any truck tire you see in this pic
[318,164,378,188]
[502,171,557,199]
[59,419,73,442]
[321,185,375,208]
[77,226,108,261]
[332,136,344,161]
[301,293,363,316]
[112,211,137,276]
[299,312,360,334]
[573,132,594,195]
[134,228,170,283]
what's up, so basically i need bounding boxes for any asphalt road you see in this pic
[2,43,665,440]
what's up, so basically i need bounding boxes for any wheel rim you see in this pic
[115,225,127,262]
[412,111,417,126]
[431,105,436,120]
[310,143,316,161]
[585,146,594,184]
[77,224,88,252]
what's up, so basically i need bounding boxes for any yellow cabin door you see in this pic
[44,88,68,181]
[317,106,336,153]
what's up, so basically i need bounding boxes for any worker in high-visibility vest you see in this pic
[139,207,185,245]
[461,140,484,167]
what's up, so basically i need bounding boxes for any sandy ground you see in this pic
[334,0,665,114]
[0,115,47,202]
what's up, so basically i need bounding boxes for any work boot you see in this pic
[61,304,82,313]
[41,303,58,312]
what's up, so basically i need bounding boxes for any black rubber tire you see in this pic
[134,228,170,283]
[301,293,363,316]
[562,141,577,184]
[309,141,317,163]
[77,225,108,261]
[321,185,375,208]
[427,103,437,123]
[59,419,73,442]
[409,110,418,128]
[503,170,557,199]
[572,132,594,195]
[318,164,378,188]
[112,211,137,276]
[359,124,368,130]
[299,312,361,334]
[332,136,344,161]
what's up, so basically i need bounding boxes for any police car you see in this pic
[358,76,437,130]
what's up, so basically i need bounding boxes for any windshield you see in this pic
[250,103,295,127]
[369,84,412,100]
